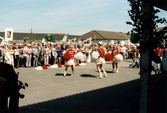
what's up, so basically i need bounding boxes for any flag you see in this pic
[62,34,68,42]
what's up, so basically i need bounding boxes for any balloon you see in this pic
[130,34,140,43]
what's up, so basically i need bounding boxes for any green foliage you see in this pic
[17,72,29,99]
[126,0,167,48]
[126,0,143,35]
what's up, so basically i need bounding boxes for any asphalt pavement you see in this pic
[14,59,166,113]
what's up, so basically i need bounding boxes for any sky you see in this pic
[0,0,167,35]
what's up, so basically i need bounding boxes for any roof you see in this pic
[0,32,80,41]
[78,30,130,40]
[154,27,167,33]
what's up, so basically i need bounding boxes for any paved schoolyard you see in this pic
[15,59,166,113]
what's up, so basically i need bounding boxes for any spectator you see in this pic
[52,47,58,64]
[32,44,39,67]
[56,44,63,64]
[120,45,127,60]
[44,44,51,66]
[24,44,32,68]
[14,45,20,68]
[4,45,14,67]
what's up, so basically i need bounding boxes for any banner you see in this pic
[5,28,13,41]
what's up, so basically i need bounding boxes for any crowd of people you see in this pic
[0,40,142,75]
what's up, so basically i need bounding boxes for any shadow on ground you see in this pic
[106,70,114,73]
[148,73,166,113]
[19,74,166,113]
[55,73,71,76]
[80,74,96,78]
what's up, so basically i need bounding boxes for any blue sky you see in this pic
[0,0,166,35]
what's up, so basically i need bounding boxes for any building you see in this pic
[0,32,80,43]
[78,30,129,40]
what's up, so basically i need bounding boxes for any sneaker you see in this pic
[63,71,66,77]
[71,71,74,76]
[97,76,102,79]
[98,73,102,79]
[112,68,115,73]
[104,72,107,77]
[116,69,119,73]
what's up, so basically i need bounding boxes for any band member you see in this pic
[92,42,107,79]
[63,43,76,77]
[111,44,120,73]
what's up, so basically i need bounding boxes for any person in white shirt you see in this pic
[4,45,14,67]
[44,44,51,66]
[32,44,39,67]
[24,44,32,68]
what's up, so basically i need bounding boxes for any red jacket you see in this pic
[98,47,105,58]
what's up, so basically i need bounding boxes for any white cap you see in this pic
[98,41,103,45]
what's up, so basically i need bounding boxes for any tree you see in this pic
[28,29,36,42]
[126,0,167,113]
[126,0,167,49]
